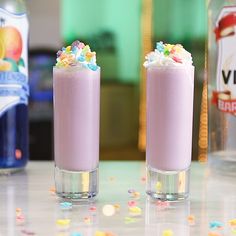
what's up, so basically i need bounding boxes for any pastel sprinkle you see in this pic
[229,219,236,226]
[16,208,22,214]
[187,214,195,225]
[156,181,162,192]
[87,63,98,71]
[60,202,72,210]
[89,206,97,212]
[131,191,140,199]
[84,216,91,224]
[105,232,117,236]
[15,208,25,225]
[94,232,106,236]
[21,229,35,235]
[124,216,138,224]
[56,219,71,226]
[16,215,25,225]
[108,176,116,181]
[102,204,116,216]
[156,200,170,209]
[172,56,182,63]
[209,221,223,229]
[71,233,82,236]
[78,42,85,49]
[144,41,193,67]
[208,232,223,236]
[128,200,137,207]
[56,40,98,71]
[66,46,71,52]
[162,229,173,236]
[140,176,146,182]
[57,233,69,236]
[16,214,25,221]
[78,55,85,62]
[156,41,164,52]
[164,49,170,56]
[113,203,121,211]
[49,186,56,194]
[128,189,135,194]
[129,206,142,216]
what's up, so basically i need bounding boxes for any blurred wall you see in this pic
[26,0,61,49]
[153,0,206,41]
[61,0,141,83]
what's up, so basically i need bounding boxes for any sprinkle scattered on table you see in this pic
[128,190,140,199]
[108,176,116,182]
[16,208,22,214]
[140,176,146,183]
[229,219,236,226]
[156,181,162,192]
[209,221,223,229]
[102,204,116,216]
[128,200,137,207]
[162,229,173,236]
[156,200,170,209]
[84,216,92,224]
[187,214,195,225]
[128,189,135,194]
[89,206,97,212]
[70,232,82,236]
[16,207,25,225]
[60,201,72,210]
[95,232,106,236]
[231,228,236,235]
[208,231,223,236]
[56,219,71,226]
[113,203,120,212]
[49,186,56,195]
[124,216,138,224]
[16,214,25,225]
[128,206,142,216]
[105,232,117,236]
[94,231,116,236]
[21,229,35,235]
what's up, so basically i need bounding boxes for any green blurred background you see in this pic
[27,0,207,161]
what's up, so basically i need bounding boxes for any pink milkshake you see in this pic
[144,42,194,201]
[53,40,100,200]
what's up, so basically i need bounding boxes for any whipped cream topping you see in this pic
[144,42,193,68]
[55,40,99,71]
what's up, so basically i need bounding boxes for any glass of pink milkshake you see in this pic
[144,42,194,201]
[53,41,100,200]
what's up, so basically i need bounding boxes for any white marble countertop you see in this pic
[0,161,236,236]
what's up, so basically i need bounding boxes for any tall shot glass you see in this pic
[53,66,100,200]
[146,65,194,201]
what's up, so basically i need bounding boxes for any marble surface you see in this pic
[0,161,236,236]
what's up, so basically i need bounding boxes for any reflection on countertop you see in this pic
[0,161,236,235]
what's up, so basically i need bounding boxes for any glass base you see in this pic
[55,166,98,200]
[146,166,190,201]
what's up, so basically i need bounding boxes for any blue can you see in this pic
[0,2,29,173]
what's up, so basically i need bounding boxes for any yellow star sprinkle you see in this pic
[95,231,106,236]
[165,44,174,51]
[129,206,142,215]
[162,229,173,236]
[229,219,236,226]
[65,46,71,52]
[56,219,70,226]
[156,181,162,192]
